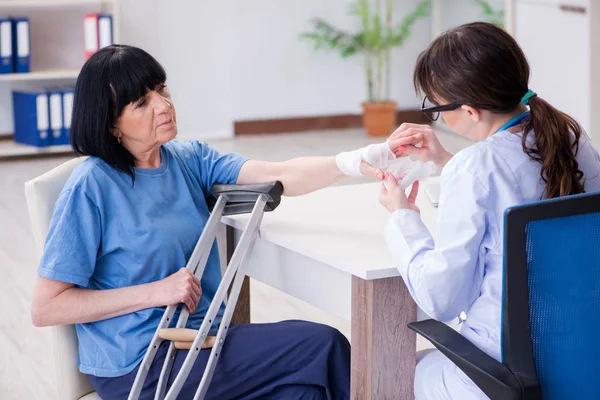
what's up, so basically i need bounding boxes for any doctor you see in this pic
[379,22,600,399]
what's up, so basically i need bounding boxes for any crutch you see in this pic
[128,181,283,400]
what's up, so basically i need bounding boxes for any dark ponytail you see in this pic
[523,96,584,198]
[413,22,585,199]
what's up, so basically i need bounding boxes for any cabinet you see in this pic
[0,0,120,159]
[507,0,600,146]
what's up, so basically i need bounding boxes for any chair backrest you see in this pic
[502,192,600,400]
[24,157,91,400]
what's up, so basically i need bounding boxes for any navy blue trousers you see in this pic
[88,320,350,399]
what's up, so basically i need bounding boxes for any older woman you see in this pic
[31,45,402,399]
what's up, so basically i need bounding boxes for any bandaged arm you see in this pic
[335,142,396,177]
[237,141,395,197]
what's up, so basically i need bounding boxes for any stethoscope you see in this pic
[495,110,530,133]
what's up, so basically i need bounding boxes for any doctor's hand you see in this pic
[388,123,453,168]
[356,135,431,181]
[379,173,420,214]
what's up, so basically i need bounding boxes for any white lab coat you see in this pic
[385,128,600,399]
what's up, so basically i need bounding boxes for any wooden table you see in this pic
[221,180,438,399]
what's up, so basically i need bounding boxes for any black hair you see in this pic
[71,44,167,181]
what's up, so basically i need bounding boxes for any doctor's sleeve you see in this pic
[385,167,489,322]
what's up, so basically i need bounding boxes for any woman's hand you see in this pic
[379,173,420,214]
[388,123,453,168]
[359,160,385,180]
[153,268,202,313]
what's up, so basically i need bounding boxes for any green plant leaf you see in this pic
[473,0,494,15]
[473,0,504,27]
[390,0,431,48]
[300,0,431,102]
[299,18,362,57]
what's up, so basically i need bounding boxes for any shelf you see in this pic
[0,140,73,159]
[0,69,79,82]
[0,0,114,7]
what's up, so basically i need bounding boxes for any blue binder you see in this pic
[0,17,13,74]
[58,87,74,145]
[98,14,113,49]
[13,90,50,147]
[11,17,29,73]
[48,88,64,145]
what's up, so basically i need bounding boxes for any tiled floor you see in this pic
[0,126,472,399]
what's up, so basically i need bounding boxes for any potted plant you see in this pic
[301,0,430,136]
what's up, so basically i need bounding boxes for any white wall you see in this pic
[119,0,432,139]
[230,0,431,120]
[118,0,508,139]
[436,0,505,33]
[158,1,235,139]
[119,0,234,139]
[590,2,600,147]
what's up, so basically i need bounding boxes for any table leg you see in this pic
[351,275,417,399]
[225,224,251,325]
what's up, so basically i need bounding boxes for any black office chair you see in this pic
[408,191,600,400]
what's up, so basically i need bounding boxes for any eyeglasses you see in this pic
[420,96,463,121]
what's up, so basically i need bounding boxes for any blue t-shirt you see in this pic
[37,140,247,377]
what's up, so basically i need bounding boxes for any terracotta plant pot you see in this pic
[361,101,397,136]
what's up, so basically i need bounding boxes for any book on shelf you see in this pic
[13,86,74,148]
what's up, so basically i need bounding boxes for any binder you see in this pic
[11,17,29,73]
[98,14,113,50]
[48,88,64,145]
[13,90,50,147]
[60,87,74,145]
[84,14,99,60]
[0,17,12,74]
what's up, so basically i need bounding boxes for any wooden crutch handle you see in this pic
[174,336,216,350]
[159,328,216,349]
[158,328,198,342]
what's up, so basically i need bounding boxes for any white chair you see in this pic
[25,157,100,400]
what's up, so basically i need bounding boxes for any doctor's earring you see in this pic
[117,135,121,145]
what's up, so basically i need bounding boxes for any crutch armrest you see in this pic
[209,181,283,215]
[211,182,283,202]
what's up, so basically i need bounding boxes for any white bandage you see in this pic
[336,141,437,186]
[384,158,437,190]
[335,142,396,177]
